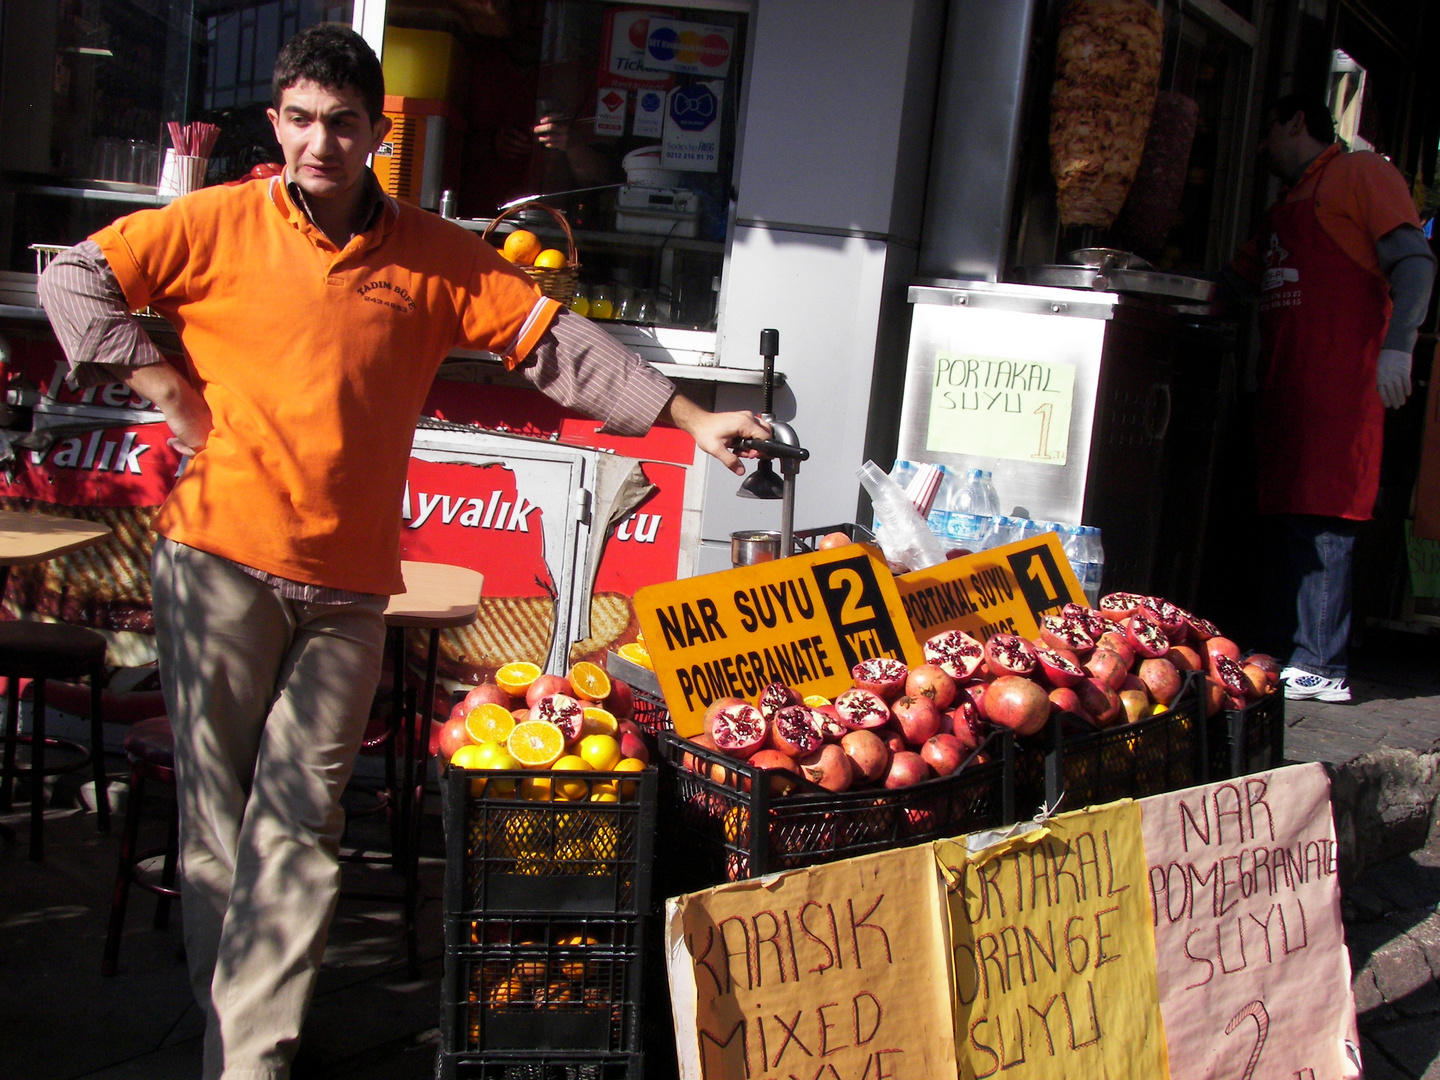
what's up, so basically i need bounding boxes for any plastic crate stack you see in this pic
[439,766,658,1080]
[1209,692,1286,779]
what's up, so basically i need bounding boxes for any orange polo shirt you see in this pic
[1232,143,1420,283]
[92,174,560,594]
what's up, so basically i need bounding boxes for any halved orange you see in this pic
[581,706,618,737]
[507,719,566,768]
[616,642,653,671]
[567,661,611,702]
[465,702,516,746]
[495,661,542,697]
[802,694,831,708]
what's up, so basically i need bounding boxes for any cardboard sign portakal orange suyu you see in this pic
[633,543,922,736]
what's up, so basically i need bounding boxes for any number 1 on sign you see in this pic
[1025,553,1058,602]
[1033,401,1060,460]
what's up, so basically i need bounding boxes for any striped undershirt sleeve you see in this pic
[36,240,167,390]
[518,308,677,437]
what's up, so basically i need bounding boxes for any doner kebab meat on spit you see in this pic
[1050,0,1165,228]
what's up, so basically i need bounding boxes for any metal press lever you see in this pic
[734,437,809,461]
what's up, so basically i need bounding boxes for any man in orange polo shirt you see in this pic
[1227,94,1434,702]
[39,24,767,1079]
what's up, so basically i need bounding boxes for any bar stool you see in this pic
[101,714,179,977]
[0,622,108,860]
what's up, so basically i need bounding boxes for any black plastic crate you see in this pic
[443,767,658,917]
[1014,671,1206,815]
[1209,691,1285,779]
[656,729,1013,885]
[436,1053,642,1080]
[440,915,644,1056]
[628,687,671,741]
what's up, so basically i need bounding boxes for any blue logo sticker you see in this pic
[640,91,663,112]
[669,84,717,132]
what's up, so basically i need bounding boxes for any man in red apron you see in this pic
[1228,94,1434,702]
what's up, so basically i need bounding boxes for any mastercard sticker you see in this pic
[643,16,733,77]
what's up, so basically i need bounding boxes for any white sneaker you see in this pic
[1283,671,1351,702]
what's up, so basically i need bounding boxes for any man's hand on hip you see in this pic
[1377,348,1412,409]
[661,393,772,475]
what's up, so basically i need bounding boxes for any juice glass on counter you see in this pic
[589,284,615,320]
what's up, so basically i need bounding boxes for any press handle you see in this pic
[735,437,809,461]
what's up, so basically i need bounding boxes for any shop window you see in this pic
[1329,50,1373,153]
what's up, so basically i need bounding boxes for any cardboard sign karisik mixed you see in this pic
[667,764,1359,1080]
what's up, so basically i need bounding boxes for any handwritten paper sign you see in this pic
[926,356,1076,466]
[896,533,1085,646]
[1140,764,1360,1080]
[634,544,922,736]
[666,844,958,1080]
[935,802,1169,1080]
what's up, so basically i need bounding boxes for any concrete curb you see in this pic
[1326,748,1440,884]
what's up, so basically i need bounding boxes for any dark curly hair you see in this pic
[1268,93,1337,145]
[272,24,385,125]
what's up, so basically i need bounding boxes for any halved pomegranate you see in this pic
[1209,653,1252,701]
[768,705,824,757]
[705,701,769,759]
[983,633,1038,677]
[532,693,585,743]
[851,657,909,701]
[811,704,847,743]
[1033,646,1086,688]
[1139,597,1188,641]
[1185,612,1222,642]
[1063,602,1110,642]
[1098,592,1147,621]
[923,630,985,681]
[1126,609,1172,660]
[756,682,801,720]
[1039,613,1095,656]
[834,688,891,730]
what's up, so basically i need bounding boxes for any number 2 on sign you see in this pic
[1225,1001,1269,1080]
[829,568,877,624]
[1025,554,1058,602]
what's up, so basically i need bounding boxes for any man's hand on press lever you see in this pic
[1377,348,1413,410]
[123,361,213,456]
[662,393,772,476]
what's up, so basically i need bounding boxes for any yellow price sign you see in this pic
[897,533,1085,646]
[633,543,923,736]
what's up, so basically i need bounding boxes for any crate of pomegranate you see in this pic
[1203,647,1287,779]
[977,595,1210,813]
[656,654,1016,885]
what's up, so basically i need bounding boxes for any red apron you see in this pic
[1256,155,1390,519]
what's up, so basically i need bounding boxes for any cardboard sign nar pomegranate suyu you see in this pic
[633,543,923,736]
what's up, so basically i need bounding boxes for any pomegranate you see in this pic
[946,695,988,750]
[532,693,585,742]
[1084,648,1129,691]
[817,531,853,550]
[891,694,942,746]
[905,664,957,709]
[840,729,890,783]
[768,705,824,757]
[879,727,909,755]
[510,708,530,723]
[1207,652,1251,701]
[960,680,989,720]
[1202,679,1227,718]
[748,749,802,795]
[921,733,966,776]
[799,744,854,792]
[1140,597,1188,641]
[811,706,847,743]
[603,679,635,719]
[680,733,718,772]
[526,674,571,708]
[1119,689,1151,724]
[834,688,891,730]
[1048,686,1084,718]
[980,675,1050,735]
[1063,602,1111,642]
[619,731,650,764]
[705,701,769,759]
[1033,646,1086,688]
[1075,678,1122,727]
[1039,613,1095,656]
[851,657,909,701]
[883,751,932,789]
[923,630,985,681]
[1098,592,1147,621]
[438,716,473,762]
[1125,609,1171,660]
[1095,630,1136,669]
[1241,665,1269,699]
[756,682,801,720]
[462,683,514,713]
[1243,653,1282,686]
[1205,637,1242,665]
[1166,645,1203,672]
[983,633,1039,677]
[1136,658,1182,705]
[1185,613,1222,642]
[616,719,644,739]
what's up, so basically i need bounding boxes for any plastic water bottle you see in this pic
[982,515,1026,550]
[1081,526,1106,604]
[944,469,999,553]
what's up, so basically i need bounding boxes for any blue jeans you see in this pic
[1266,515,1356,679]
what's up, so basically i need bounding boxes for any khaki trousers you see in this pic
[151,539,388,1080]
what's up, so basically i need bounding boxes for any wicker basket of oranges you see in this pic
[482,201,579,302]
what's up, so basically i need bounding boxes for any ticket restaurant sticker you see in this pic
[896,533,1085,647]
[666,844,958,1080]
[926,356,1076,467]
[1140,764,1361,1080]
[633,543,923,736]
[935,801,1170,1080]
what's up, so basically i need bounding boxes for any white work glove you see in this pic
[1377,348,1412,409]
